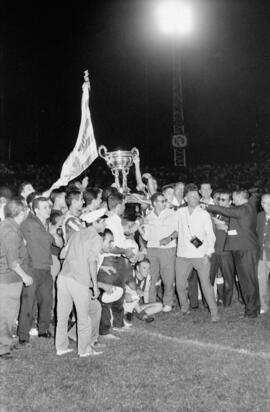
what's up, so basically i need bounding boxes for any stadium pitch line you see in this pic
[132,329,270,360]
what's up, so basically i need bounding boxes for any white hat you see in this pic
[80,208,107,224]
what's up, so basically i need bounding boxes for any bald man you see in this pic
[256,194,270,314]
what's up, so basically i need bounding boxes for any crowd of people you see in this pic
[0,155,269,359]
[1,157,270,195]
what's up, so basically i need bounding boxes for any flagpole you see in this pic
[45,70,98,194]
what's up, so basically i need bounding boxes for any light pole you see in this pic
[156,2,193,166]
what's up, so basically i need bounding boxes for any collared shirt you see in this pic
[132,270,151,303]
[61,227,102,287]
[106,213,129,249]
[172,197,186,208]
[0,218,30,283]
[200,198,215,206]
[21,212,53,270]
[143,208,178,249]
[177,206,216,258]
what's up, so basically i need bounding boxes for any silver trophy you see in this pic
[98,145,139,193]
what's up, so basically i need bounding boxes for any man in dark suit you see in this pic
[256,194,270,314]
[206,190,260,318]
[209,191,235,307]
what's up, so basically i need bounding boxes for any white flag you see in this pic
[52,72,98,189]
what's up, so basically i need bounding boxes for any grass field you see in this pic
[1,301,270,412]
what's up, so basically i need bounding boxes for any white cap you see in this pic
[80,208,107,224]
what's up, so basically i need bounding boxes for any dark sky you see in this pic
[1,0,270,166]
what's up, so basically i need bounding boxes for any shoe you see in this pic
[18,340,31,347]
[79,348,103,358]
[144,316,154,323]
[29,328,38,337]
[0,352,13,359]
[56,348,74,356]
[162,305,172,313]
[11,343,26,351]
[181,310,191,315]
[123,320,132,328]
[211,315,220,323]
[260,308,268,315]
[91,342,106,349]
[38,330,52,338]
[101,333,120,340]
[244,313,258,319]
[125,313,134,322]
[112,326,132,332]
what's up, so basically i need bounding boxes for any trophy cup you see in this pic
[98,145,139,193]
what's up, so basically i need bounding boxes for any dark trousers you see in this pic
[98,256,132,335]
[188,269,200,308]
[18,268,53,341]
[210,252,235,306]
[99,297,124,335]
[232,250,260,317]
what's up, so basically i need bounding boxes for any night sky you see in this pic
[1,0,270,167]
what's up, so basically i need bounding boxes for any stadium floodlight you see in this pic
[156,2,193,36]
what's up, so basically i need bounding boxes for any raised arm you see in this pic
[207,204,242,219]
[133,156,146,193]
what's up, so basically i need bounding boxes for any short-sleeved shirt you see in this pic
[143,208,178,249]
[60,226,102,288]
[0,218,30,284]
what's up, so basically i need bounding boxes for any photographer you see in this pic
[175,184,219,322]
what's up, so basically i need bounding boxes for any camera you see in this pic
[190,236,203,248]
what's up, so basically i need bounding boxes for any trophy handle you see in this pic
[131,147,139,159]
[98,145,108,159]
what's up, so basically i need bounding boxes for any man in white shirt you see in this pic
[140,192,178,312]
[175,184,219,322]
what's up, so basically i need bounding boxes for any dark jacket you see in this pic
[256,211,270,260]
[207,197,259,252]
[0,218,30,283]
[21,212,53,270]
[212,215,230,254]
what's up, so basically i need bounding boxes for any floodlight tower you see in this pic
[156,2,193,166]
